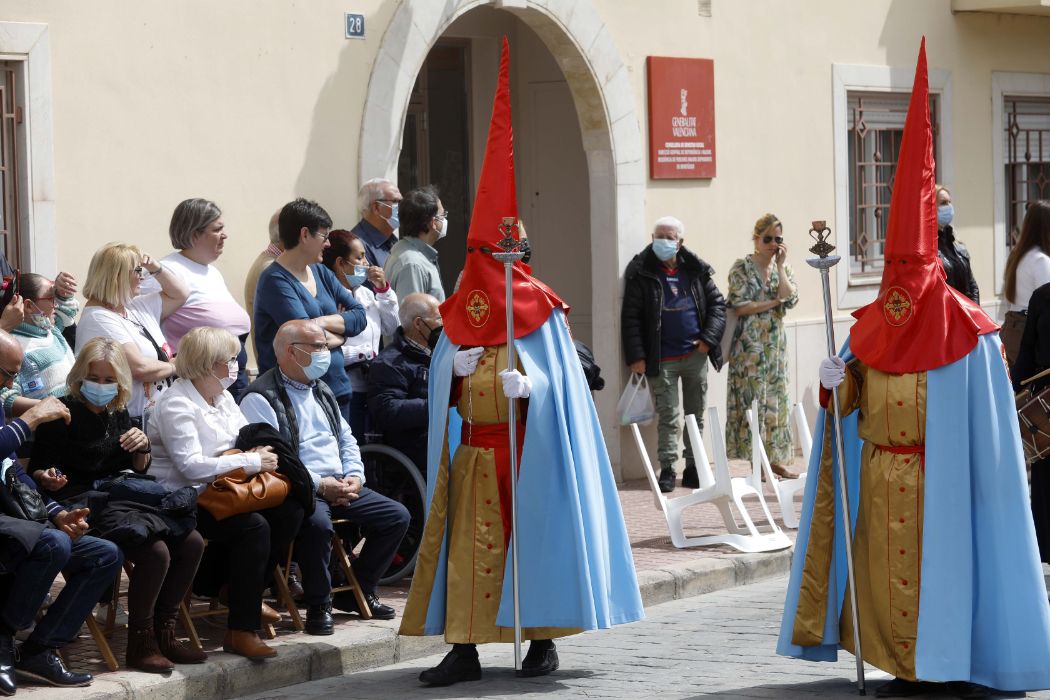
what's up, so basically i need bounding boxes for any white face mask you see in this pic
[436,216,448,240]
[213,359,238,390]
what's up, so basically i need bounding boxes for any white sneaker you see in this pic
[94,602,128,627]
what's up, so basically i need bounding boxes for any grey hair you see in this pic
[358,178,394,216]
[653,216,685,239]
[398,292,438,329]
[170,198,222,250]
[268,208,282,246]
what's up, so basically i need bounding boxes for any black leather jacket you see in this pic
[938,225,980,303]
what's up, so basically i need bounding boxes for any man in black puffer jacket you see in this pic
[621,216,726,493]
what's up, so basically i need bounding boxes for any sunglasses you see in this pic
[761,236,784,245]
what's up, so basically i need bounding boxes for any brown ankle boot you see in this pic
[126,627,175,673]
[156,617,206,664]
[222,630,276,660]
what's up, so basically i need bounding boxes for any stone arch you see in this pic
[359,0,644,476]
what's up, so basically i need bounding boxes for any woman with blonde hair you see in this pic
[30,337,207,673]
[76,243,188,422]
[149,326,303,661]
[1001,200,1050,365]
[724,213,800,478]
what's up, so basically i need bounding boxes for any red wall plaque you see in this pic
[646,56,716,179]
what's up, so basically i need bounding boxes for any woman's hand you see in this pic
[367,265,387,289]
[119,427,150,453]
[32,467,68,492]
[140,254,162,275]
[252,445,279,472]
[775,242,788,266]
[54,272,78,298]
[0,294,24,331]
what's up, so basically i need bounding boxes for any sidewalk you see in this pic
[24,458,801,699]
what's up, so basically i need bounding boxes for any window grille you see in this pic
[846,91,939,285]
[1004,96,1050,246]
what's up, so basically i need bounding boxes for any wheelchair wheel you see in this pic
[359,443,426,585]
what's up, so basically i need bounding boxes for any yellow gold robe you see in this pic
[792,361,926,679]
[400,344,578,643]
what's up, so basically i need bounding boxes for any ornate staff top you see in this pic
[493,216,526,263]
[806,220,840,270]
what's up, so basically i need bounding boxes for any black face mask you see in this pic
[420,320,443,350]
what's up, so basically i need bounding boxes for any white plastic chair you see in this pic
[746,399,808,529]
[793,401,813,466]
[629,407,791,552]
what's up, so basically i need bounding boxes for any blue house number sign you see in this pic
[345,13,365,39]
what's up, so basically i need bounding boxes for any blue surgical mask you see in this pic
[81,380,118,408]
[294,346,331,381]
[652,238,679,262]
[937,203,954,228]
[384,203,399,231]
[344,264,367,288]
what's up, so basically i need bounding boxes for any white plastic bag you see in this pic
[618,373,656,426]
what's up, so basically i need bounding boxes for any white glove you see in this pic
[453,347,484,377]
[819,356,847,390]
[499,369,532,399]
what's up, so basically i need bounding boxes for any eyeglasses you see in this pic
[133,266,148,277]
[0,366,18,383]
[435,212,450,222]
[376,199,401,209]
[761,236,784,245]
[292,342,327,353]
[312,230,331,242]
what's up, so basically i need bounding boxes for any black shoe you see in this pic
[944,681,993,699]
[418,644,481,687]
[304,602,334,635]
[875,677,937,698]
[681,463,700,489]
[332,592,396,620]
[288,562,305,602]
[657,466,676,493]
[517,639,559,678]
[0,635,14,696]
[15,648,91,688]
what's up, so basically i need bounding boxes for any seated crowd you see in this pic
[0,184,452,693]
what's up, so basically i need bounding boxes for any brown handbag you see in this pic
[197,468,290,521]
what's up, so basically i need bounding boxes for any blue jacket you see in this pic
[252,262,366,400]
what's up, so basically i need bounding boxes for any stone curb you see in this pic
[30,549,793,699]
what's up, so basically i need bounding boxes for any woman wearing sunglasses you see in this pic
[724,213,800,479]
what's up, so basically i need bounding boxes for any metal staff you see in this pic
[493,217,526,670]
[807,220,866,695]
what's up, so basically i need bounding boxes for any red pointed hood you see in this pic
[440,36,566,347]
[849,38,996,373]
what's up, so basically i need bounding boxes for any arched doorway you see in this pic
[359,0,645,477]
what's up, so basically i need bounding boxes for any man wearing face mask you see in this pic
[367,293,482,475]
[352,178,403,270]
[384,186,448,302]
[621,216,727,493]
[935,184,980,303]
[0,272,79,420]
[240,320,410,634]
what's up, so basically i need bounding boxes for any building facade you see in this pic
[0,0,1048,478]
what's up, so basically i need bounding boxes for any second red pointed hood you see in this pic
[848,38,997,374]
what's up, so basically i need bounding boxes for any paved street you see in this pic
[238,576,1050,699]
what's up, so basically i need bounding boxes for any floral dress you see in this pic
[725,256,798,463]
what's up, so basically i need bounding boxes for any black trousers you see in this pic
[296,488,410,605]
[194,499,304,631]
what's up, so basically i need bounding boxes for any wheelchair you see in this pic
[354,436,427,585]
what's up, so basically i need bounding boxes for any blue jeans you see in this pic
[2,530,122,647]
[296,488,410,605]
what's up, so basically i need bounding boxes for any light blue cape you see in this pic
[777,334,1050,690]
[420,309,644,634]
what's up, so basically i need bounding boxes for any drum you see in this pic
[1016,383,1050,464]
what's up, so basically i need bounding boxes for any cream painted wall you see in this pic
[2,0,1050,477]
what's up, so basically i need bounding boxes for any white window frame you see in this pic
[992,71,1050,298]
[832,63,952,309]
[0,22,55,275]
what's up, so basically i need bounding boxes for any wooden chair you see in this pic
[277,519,371,620]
